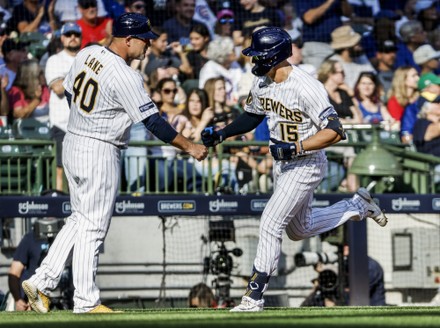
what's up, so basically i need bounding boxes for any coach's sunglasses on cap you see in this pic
[162,88,178,95]
[219,18,234,24]
[64,32,81,38]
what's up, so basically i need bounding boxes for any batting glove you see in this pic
[201,127,225,147]
[269,138,297,160]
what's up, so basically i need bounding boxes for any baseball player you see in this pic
[22,13,207,314]
[201,27,388,312]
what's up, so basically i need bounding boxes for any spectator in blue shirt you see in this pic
[395,20,427,71]
[413,95,440,158]
[412,94,440,184]
[401,73,440,144]
[162,0,210,43]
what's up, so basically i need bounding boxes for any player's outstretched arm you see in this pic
[170,134,208,161]
[201,112,265,147]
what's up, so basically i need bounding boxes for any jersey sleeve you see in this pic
[113,68,159,123]
[62,64,74,95]
[243,78,265,115]
[301,79,337,129]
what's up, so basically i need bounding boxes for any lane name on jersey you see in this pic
[84,55,104,75]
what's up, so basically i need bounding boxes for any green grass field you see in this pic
[1,307,440,328]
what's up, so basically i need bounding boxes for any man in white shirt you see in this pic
[45,22,82,191]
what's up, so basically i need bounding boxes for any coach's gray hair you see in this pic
[207,36,234,64]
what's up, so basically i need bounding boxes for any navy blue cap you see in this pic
[112,13,158,40]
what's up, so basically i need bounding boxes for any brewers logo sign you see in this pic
[158,201,196,213]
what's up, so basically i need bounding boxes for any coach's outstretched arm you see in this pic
[143,112,208,161]
[170,134,208,161]
[201,111,265,147]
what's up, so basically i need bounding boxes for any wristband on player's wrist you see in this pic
[217,129,226,142]
[298,140,305,155]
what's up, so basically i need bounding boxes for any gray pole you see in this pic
[347,220,370,305]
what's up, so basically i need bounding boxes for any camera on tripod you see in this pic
[295,251,345,306]
[294,252,338,267]
[33,218,73,310]
[33,218,64,241]
[203,220,243,307]
[204,220,243,276]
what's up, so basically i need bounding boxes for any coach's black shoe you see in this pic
[355,188,388,227]
[22,280,50,313]
[230,296,264,312]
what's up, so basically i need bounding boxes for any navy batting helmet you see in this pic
[112,13,159,40]
[242,27,292,76]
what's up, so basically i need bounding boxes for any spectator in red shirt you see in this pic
[8,59,50,124]
[76,0,112,48]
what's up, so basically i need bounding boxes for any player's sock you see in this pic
[243,267,270,301]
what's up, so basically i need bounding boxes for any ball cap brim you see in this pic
[134,30,159,40]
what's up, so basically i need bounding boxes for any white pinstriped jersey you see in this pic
[63,45,159,147]
[244,65,337,153]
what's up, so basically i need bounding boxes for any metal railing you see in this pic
[0,140,56,195]
[0,126,439,196]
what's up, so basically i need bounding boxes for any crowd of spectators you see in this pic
[0,0,439,194]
